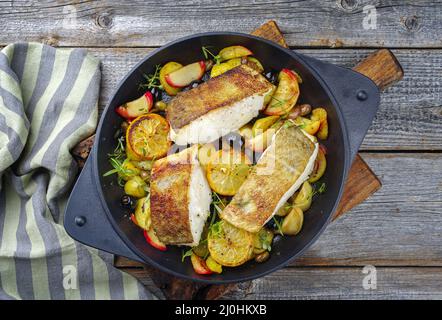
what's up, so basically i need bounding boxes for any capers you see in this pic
[281,207,304,236]
[254,251,270,263]
[154,101,167,111]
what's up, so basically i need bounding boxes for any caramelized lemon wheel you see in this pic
[126,114,170,160]
[206,149,251,196]
[208,220,254,267]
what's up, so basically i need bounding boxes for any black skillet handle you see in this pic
[297,54,380,161]
[64,156,144,263]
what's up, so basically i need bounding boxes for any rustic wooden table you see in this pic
[3,1,441,299]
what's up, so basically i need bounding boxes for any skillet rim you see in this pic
[92,32,351,284]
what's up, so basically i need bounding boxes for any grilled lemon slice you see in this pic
[208,220,254,267]
[206,149,251,196]
[126,114,170,160]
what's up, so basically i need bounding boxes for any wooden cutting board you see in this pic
[72,20,403,300]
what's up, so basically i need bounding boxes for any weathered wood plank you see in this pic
[116,153,442,269]
[90,48,442,151]
[292,152,442,267]
[1,1,441,48]
[123,266,442,300]
[223,267,442,300]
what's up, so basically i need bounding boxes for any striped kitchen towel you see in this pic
[0,43,154,299]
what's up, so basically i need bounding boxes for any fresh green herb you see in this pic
[282,119,296,129]
[210,221,223,238]
[272,216,284,236]
[211,191,226,209]
[102,157,135,178]
[259,231,272,251]
[312,182,326,197]
[284,202,295,211]
[202,46,221,65]
[117,176,125,187]
[181,248,193,262]
[108,136,126,160]
[270,96,287,109]
[140,64,163,90]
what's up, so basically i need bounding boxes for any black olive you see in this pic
[121,195,133,209]
[265,71,277,84]
[201,73,210,82]
[265,218,277,230]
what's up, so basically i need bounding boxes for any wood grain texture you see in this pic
[1,1,441,48]
[223,267,442,300]
[122,266,442,300]
[353,49,404,90]
[87,48,442,151]
[116,153,442,269]
[112,21,395,299]
[251,20,288,48]
[332,154,380,220]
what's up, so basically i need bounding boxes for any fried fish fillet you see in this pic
[167,64,275,145]
[150,145,212,246]
[220,123,318,233]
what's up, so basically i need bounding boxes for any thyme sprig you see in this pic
[140,64,163,90]
[272,216,284,236]
[312,182,326,197]
[202,46,222,65]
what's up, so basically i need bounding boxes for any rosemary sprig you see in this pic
[140,64,163,90]
[102,157,135,178]
[201,46,221,65]
[108,136,126,160]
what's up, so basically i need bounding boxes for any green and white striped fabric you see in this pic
[0,43,154,300]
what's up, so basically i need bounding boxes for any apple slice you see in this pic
[165,61,206,88]
[264,69,300,116]
[218,45,253,61]
[308,147,326,183]
[116,91,153,120]
[143,228,167,251]
[159,61,183,96]
[190,253,213,275]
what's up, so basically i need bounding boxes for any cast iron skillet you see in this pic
[64,32,380,284]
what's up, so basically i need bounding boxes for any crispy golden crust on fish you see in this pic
[150,147,195,245]
[220,125,317,233]
[167,64,273,130]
